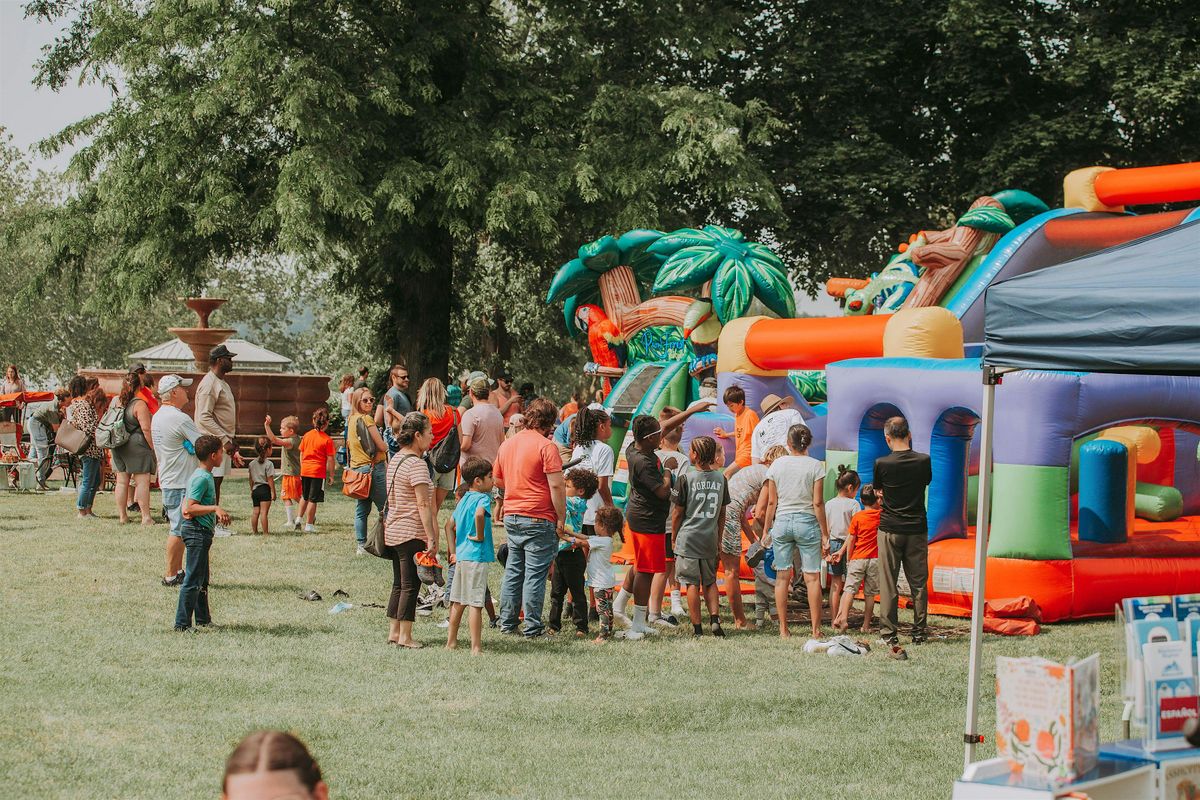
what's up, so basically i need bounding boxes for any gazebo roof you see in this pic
[128,338,292,371]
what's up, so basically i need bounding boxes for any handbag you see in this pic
[54,420,92,456]
[342,465,372,500]
[356,417,377,458]
[364,454,415,558]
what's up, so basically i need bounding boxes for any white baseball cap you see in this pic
[157,374,193,396]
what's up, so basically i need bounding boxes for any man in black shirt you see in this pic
[873,416,933,658]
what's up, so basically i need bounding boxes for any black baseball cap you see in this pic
[209,344,237,360]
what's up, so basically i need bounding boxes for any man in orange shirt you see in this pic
[714,385,759,479]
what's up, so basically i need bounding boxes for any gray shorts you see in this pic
[675,556,718,588]
[448,560,490,607]
[845,557,879,598]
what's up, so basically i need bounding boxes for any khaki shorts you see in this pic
[432,466,457,492]
[675,556,718,588]
[449,560,490,607]
[211,450,232,478]
[845,557,879,598]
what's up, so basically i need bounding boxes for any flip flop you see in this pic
[396,641,423,649]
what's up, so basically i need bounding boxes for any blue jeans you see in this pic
[353,461,387,546]
[77,456,100,511]
[499,515,557,637]
[162,487,185,538]
[175,521,214,629]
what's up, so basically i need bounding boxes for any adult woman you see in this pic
[720,444,787,628]
[337,374,354,423]
[109,372,157,524]
[758,425,829,640]
[222,730,329,800]
[1,364,26,421]
[384,412,438,648]
[416,377,461,510]
[66,375,102,518]
[345,386,387,555]
[84,377,107,419]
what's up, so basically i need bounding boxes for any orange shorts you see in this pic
[627,525,666,574]
[281,475,302,502]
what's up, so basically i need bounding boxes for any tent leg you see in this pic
[964,373,998,770]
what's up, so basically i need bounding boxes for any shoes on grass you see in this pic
[355,545,367,556]
[621,629,645,641]
[213,524,234,537]
[651,615,677,629]
[161,572,184,587]
[888,645,909,661]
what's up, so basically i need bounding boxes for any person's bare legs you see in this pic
[861,593,876,633]
[468,606,483,655]
[260,500,271,534]
[633,570,653,606]
[114,472,130,523]
[388,618,402,644]
[721,553,748,628]
[828,574,844,626]
[297,499,309,528]
[649,570,667,619]
[305,502,317,525]
[166,536,184,579]
[704,582,721,618]
[395,620,420,647]
[251,505,261,534]
[834,586,853,631]
[804,570,824,639]
[686,584,702,626]
[446,602,466,649]
[135,474,154,524]
[775,567,793,638]
[213,476,223,505]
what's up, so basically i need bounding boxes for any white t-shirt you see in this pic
[825,495,861,541]
[586,535,616,589]
[571,439,615,525]
[152,405,201,490]
[767,454,825,516]
[751,409,807,462]
[340,387,353,421]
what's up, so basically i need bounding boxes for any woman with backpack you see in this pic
[106,372,157,524]
[345,387,388,556]
[417,377,461,511]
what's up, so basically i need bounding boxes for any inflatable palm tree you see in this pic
[649,225,795,323]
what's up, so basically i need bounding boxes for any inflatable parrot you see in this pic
[575,304,626,392]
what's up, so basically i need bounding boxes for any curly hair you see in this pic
[595,505,624,538]
[565,467,599,500]
[524,398,558,433]
[689,435,719,469]
[571,406,610,448]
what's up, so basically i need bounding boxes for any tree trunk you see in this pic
[379,232,454,388]
[598,265,641,326]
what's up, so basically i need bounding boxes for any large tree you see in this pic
[27,0,781,386]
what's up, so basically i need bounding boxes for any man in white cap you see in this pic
[152,374,200,586]
[750,393,807,465]
[194,343,245,509]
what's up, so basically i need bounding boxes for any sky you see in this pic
[0,1,840,314]
[0,1,113,173]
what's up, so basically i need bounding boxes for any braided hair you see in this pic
[571,405,610,449]
[689,435,719,469]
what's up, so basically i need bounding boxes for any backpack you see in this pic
[426,411,460,474]
[95,401,131,450]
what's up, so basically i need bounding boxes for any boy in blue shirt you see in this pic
[446,457,496,655]
[175,435,231,632]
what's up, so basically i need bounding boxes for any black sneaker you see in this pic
[161,573,184,587]
[711,624,727,638]
[911,632,928,645]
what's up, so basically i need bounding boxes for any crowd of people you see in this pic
[12,347,933,661]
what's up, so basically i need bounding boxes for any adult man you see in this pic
[493,398,565,639]
[25,389,66,489]
[751,393,807,465]
[152,374,200,586]
[375,363,412,425]
[194,344,245,507]
[459,376,505,466]
[490,371,523,426]
[873,416,933,660]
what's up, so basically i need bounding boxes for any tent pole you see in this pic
[964,367,1000,770]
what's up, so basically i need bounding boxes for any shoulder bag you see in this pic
[54,420,92,456]
[364,454,415,558]
[427,410,460,474]
[95,401,131,450]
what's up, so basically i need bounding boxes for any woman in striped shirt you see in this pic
[384,412,439,649]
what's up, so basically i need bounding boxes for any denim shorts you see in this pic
[827,538,847,579]
[771,512,821,574]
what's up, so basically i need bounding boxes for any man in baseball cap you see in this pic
[152,374,200,585]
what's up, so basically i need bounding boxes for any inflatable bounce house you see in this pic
[548,161,1200,620]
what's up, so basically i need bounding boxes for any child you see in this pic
[654,406,689,621]
[441,481,498,629]
[590,505,622,642]
[824,465,862,624]
[297,408,335,533]
[549,468,597,636]
[264,415,302,530]
[446,457,496,655]
[248,436,277,535]
[174,435,230,632]
[670,436,731,637]
[713,385,759,479]
[834,483,881,633]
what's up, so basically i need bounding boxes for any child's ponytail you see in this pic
[835,464,860,492]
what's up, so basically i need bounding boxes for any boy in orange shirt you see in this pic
[714,385,759,479]
[833,483,882,633]
[297,407,336,533]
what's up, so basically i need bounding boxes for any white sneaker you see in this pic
[304,524,315,533]
[213,525,234,537]
[355,545,367,556]
[639,624,660,636]
[621,629,645,641]
[613,611,633,628]
[436,619,450,629]
[651,615,677,629]
[670,604,685,617]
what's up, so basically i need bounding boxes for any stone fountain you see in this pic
[170,297,237,371]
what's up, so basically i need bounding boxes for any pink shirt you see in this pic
[493,429,563,522]
[384,453,432,546]
[460,402,506,466]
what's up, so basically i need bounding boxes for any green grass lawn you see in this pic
[1,478,1127,799]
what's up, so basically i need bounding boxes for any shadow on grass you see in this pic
[212,582,306,593]
[219,622,332,637]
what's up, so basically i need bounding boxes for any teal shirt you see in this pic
[559,495,588,552]
[452,490,494,563]
[186,467,217,530]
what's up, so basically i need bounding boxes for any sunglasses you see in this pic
[361,397,375,403]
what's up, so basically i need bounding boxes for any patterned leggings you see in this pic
[594,588,614,638]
